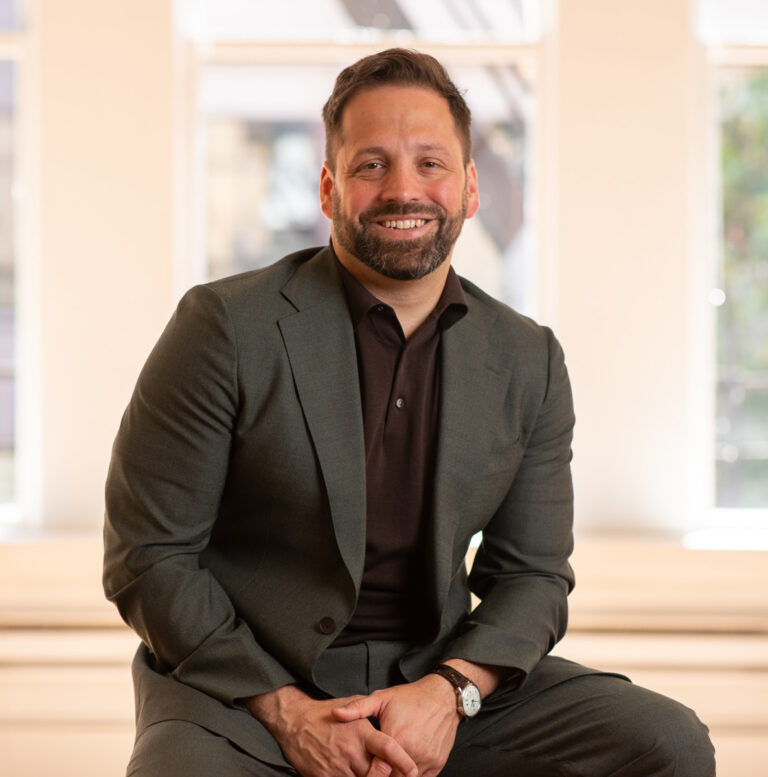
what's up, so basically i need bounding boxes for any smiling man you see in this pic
[324,84,475,291]
[104,49,715,777]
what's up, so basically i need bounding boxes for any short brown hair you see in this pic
[322,48,472,169]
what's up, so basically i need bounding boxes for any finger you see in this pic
[366,756,392,777]
[333,695,381,722]
[365,755,393,777]
[365,730,418,777]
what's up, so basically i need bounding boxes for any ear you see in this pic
[320,162,335,220]
[464,161,480,219]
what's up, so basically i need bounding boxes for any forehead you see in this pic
[338,85,461,153]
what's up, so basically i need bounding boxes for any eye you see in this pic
[420,159,445,171]
[351,161,385,177]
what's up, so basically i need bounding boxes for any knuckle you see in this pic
[378,737,397,756]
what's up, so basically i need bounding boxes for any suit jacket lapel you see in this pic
[432,293,505,610]
[277,253,509,610]
[277,248,367,590]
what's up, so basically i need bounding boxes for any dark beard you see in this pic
[332,192,467,281]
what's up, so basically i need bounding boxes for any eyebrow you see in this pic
[348,146,387,161]
[347,143,452,163]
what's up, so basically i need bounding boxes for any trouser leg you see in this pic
[442,665,715,777]
[126,719,298,777]
[126,647,715,777]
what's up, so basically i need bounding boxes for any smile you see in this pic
[377,219,429,230]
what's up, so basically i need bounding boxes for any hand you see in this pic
[244,685,418,777]
[332,675,461,777]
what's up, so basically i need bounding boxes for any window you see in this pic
[0,0,23,512]
[714,67,768,508]
[184,0,543,315]
[680,0,768,547]
[700,1,768,510]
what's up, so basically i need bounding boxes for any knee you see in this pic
[634,696,716,777]
[127,720,232,777]
[668,702,716,777]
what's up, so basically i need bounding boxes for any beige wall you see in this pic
[553,0,708,532]
[27,0,177,528]
[19,0,712,533]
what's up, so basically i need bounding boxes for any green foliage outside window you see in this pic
[716,68,768,507]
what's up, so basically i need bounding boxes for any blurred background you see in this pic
[0,1,766,775]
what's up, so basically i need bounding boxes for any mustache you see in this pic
[359,202,445,221]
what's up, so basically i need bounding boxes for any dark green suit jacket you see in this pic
[103,246,576,765]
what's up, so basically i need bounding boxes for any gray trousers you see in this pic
[127,642,715,777]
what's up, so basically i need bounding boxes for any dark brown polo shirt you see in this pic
[332,250,468,645]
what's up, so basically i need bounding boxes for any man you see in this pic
[104,49,715,777]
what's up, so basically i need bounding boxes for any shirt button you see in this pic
[318,617,336,635]
[395,397,405,409]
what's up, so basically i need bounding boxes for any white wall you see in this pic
[20,0,711,533]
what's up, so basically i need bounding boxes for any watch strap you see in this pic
[429,663,481,718]
[430,663,473,691]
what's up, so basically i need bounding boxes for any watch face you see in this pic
[460,684,482,717]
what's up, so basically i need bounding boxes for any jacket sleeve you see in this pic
[443,328,576,678]
[103,284,299,706]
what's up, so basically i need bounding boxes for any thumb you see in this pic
[332,694,382,721]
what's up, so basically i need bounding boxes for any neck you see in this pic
[333,243,451,339]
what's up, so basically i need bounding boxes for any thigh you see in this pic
[444,667,715,777]
[127,719,298,777]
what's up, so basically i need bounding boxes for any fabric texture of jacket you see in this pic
[103,245,576,765]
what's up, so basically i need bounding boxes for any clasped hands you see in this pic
[246,673,461,777]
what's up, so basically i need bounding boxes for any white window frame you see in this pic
[684,36,768,549]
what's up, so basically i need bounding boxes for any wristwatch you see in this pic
[429,663,482,719]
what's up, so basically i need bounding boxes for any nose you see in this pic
[380,160,424,203]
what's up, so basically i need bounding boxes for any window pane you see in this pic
[0,0,21,31]
[699,0,768,45]
[201,62,533,311]
[715,68,768,507]
[192,0,539,43]
[200,64,337,281]
[0,59,15,504]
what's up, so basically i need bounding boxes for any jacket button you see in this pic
[318,617,336,635]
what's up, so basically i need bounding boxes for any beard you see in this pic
[331,188,468,281]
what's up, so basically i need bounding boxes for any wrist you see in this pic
[421,671,462,715]
[441,658,508,698]
[243,684,308,725]
[428,663,482,719]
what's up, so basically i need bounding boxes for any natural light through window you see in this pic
[0,0,22,516]
[690,0,768,548]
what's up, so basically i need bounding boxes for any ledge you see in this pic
[0,532,122,627]
[1,531,767,631]
[0,531,766,776]
[567,535,768,633]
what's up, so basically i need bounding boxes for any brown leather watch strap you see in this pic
[430,663,473,690]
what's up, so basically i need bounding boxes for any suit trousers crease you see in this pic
[126,643,715,777]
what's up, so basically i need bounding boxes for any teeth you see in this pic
[382,219,426,230]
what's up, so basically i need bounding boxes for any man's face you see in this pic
[320,85,479,281]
